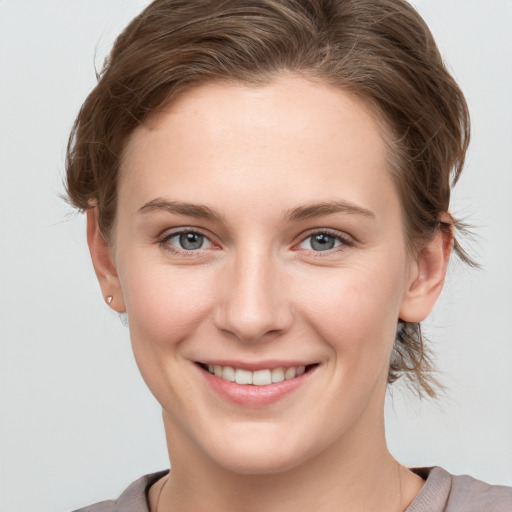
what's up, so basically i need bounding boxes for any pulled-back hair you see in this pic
[66,0,472,397]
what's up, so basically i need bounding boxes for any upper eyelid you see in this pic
[158,228,217,251]
[156,231,217,259]
[296,228,354,245]
[160,227,214,241]
[158,227,354,250]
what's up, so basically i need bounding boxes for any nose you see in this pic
[213,248,293,343]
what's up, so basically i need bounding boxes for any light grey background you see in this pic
[0,1,511,511]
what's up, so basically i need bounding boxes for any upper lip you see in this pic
[196,360,317,371]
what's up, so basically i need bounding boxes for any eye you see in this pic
[161,230,213,252]
[298,231,350,252]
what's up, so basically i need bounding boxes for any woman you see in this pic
[64,0,512,511]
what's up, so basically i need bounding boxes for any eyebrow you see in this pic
[284,200,376,222]
[137,198,224,222]
[137,198,375,223]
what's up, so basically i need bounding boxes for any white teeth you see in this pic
[235,368,253,385]
[222,366,235,382]
[253,369,272,386]
[272,367,285,383]
[284,367,296,380]
[205,364,312,385]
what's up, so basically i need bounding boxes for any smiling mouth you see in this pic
[197,363,318,386]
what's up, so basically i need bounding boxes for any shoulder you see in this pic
[448,470,512,512]
[72,470,169,512]
[408,467,512,512]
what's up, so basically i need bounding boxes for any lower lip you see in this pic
[197,365,317,408]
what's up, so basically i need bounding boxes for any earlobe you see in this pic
[399,224,453,323]
[86,208,126,313]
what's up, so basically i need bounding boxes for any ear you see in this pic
[86,208,126,313]
[399,224,453,323]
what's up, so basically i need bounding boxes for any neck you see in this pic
[155,402,423,512]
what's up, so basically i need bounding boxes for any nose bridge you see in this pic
[214,244,291,342]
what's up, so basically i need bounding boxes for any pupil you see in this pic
[312,233,334,251]
[179,233,203,250]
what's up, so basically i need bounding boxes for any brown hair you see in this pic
[66,0,472,397]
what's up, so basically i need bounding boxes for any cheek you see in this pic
[118,260,219,411]
[294,264,404,375]
[120,260,216,353]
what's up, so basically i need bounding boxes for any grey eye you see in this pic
[178,232,206,250]
[299,233,342,252]
[161,230,214,254]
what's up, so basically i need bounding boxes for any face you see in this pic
[93,75,439,475]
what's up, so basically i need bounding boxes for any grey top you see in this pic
[73,467,512,512]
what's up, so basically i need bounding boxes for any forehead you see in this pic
[119,75,397,222]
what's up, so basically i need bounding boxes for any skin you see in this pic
[88,75,451,512]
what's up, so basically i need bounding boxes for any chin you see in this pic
[197,423,315,476]
[213,446,306,476]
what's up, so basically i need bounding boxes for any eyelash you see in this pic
[158,229,215,257]
[158,228,354,256]
[296,228,355,256]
